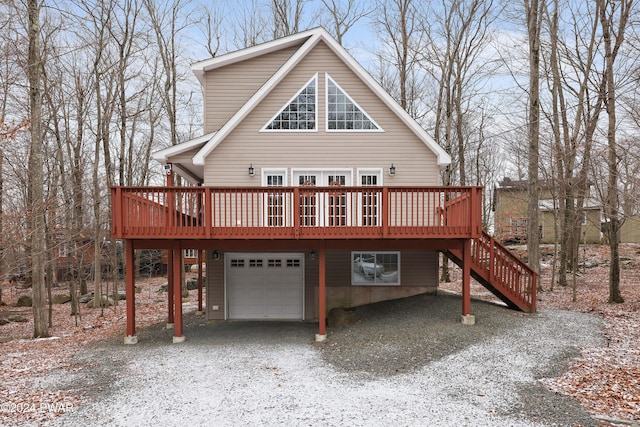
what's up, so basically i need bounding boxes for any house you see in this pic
[111,28,536,344]
[618,215,640,243]
[493,178,602,245]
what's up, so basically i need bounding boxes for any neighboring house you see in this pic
[111,28,536,344]
[493,178,602,245]
[618,215,640,244]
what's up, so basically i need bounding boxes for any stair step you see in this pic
[445,231,537,313]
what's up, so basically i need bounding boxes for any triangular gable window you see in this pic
[264,74,317,131]
[326,74,381,131]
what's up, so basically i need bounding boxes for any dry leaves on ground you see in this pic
[0,276,198,425]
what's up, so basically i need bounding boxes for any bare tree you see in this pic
[596,0,633,304]
[27,0,48,337]
[373,0,423,116]
[320,0,369,45]
[417,0,499,280]
[195,2,224,58]
[542,0,605,291]
[232,0,268,48]
[271,0,309,38]
[524,0,544,277]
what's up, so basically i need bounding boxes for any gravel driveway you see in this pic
[48,293,604,426]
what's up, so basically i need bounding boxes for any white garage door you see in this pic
[226,253,304,320]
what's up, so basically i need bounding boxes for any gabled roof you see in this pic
[152,132,216,184]
[191,29,317,85]
[156,27,451,180]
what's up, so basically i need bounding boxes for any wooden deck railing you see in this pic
[111,186,484,240]
[471,231,537,311]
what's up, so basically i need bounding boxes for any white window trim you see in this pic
[291,168,353,227]
[290,168,354,186]
[261,168,290,227]
[356,168,383,226]
[261,168,288,186]
[357,168,384,186]
[351,251,401,286]
[184,249,199,258]
[325,73,384,133]
[261,73,319,133]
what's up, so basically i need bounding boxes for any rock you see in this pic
[8,314,28,323]
[113,290,126,301]
[190,263,206,273]
[79,293,94,304]
[328,307,356,328]
[0,318,9,325]
[16,294,33,307]
[158,284,168,293]
[86,295,115,307]
[186,278,199,290]
[52,294,72,304]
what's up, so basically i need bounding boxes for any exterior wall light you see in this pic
[389,163,396,176]
[213,250,220,260]
[309,250,316,261]
[248,164,255,176]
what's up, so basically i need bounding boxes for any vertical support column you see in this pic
[461,239,475,325]
[173,241,185,343]
[167,249,174,327]
[316,241,327,342]
[124,239,137,344]
[197,249,204,315]
[382,187,389,237]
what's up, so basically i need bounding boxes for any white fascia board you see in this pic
[317,32,452,169]
[191,28,319,85]
[152,132,216,163]
[193,33,323,166]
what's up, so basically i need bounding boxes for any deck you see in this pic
[113,185,535,345]
[111,186,484,240]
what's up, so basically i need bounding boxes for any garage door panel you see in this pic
[227,253,304,320]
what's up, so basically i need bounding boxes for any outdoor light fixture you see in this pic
[389,163,396,176]
[248,164,255,176]
[309,250,317,261]
[212,250,220,260]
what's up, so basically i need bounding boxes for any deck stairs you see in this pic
[445,230,537,313]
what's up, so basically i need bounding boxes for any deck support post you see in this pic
[197,249,204,315]
[167,248,175,328]
[124,239,137,344]
[173,241,185,343]
[461,238,475,325]
[316,241,327,342]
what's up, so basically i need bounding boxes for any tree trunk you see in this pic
[27,0,48,338]
[597,0,630,304]
[525,0,542,279]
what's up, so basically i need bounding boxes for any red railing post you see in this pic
[125,239,136,340]
[293,187,300,238]
[489,236,495,284]
[112,187,122,238]
[382,187,389,237]
[205,187,212,239]
[462,239,471,316]
[531,271,537,312]
[469,187,477,237]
